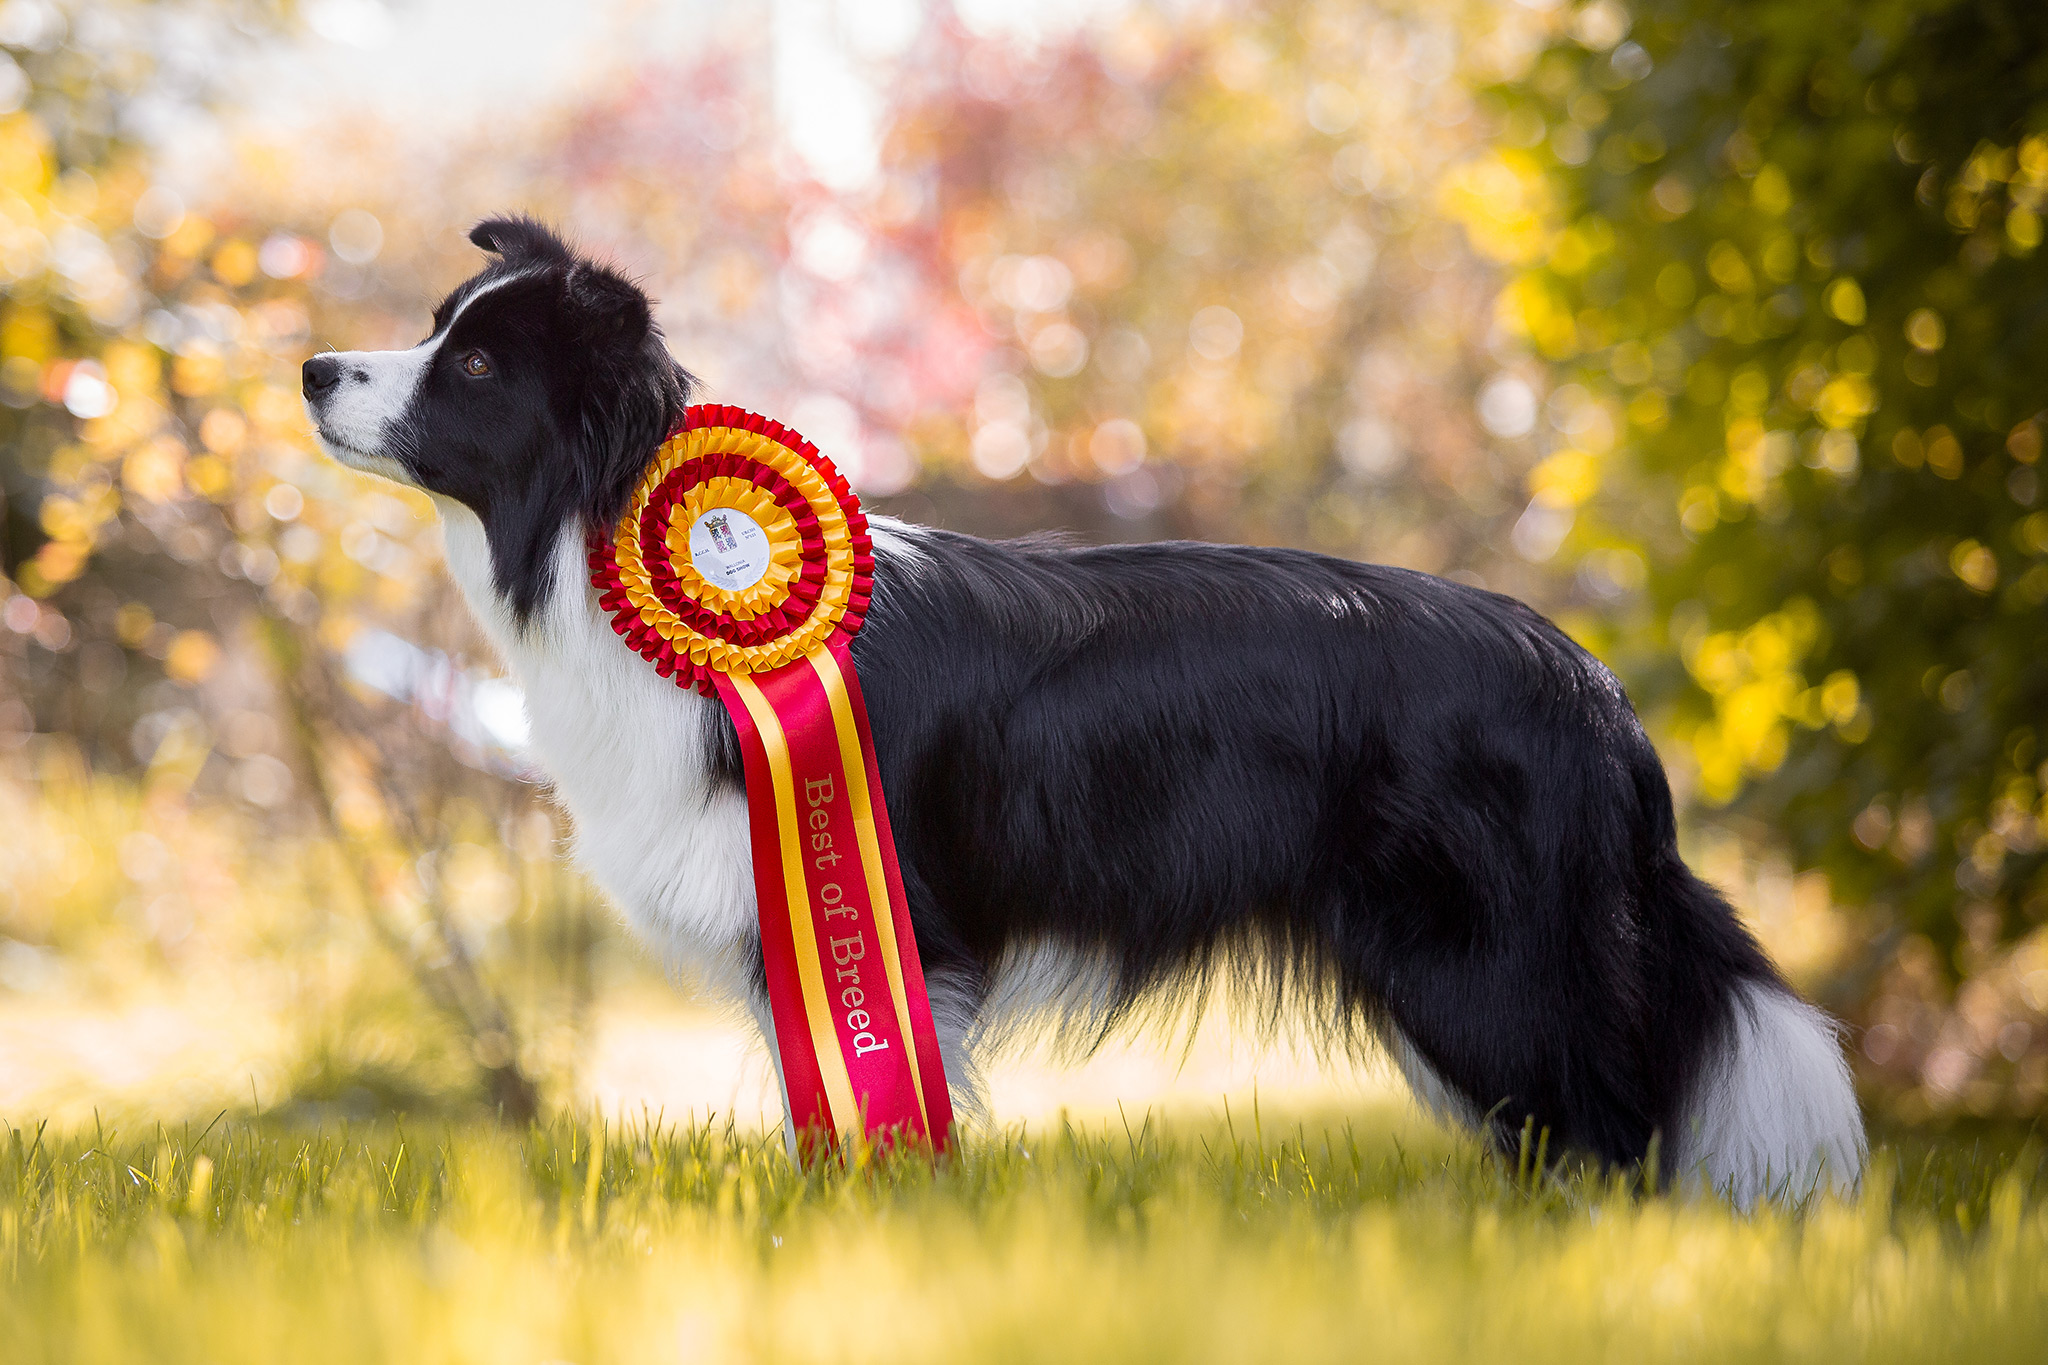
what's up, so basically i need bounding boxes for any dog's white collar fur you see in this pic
[435,499,758,994]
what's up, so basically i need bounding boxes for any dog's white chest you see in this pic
[437,510,757,991]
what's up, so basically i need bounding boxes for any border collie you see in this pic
[303,217,1863,1203]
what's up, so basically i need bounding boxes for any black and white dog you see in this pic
[303,217,1862,1202]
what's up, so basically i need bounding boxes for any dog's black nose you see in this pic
[302,354,343,401]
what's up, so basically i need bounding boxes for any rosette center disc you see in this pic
[688,507,773,591]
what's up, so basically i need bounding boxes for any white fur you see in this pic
[973,939,1122,1061]
[1671,980,1865,1206]
[865,513,932,570]
[924,971,987,1123]
[435,509,761,1000]
[310,342,434,470]
[1385,1026,1484,1132]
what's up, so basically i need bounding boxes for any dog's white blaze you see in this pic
[1671,980,1865,1206]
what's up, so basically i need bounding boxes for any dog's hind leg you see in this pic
[1371,911,1657,1171]
[1368,861,1861,1202]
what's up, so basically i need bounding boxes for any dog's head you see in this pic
[302,216,692,620]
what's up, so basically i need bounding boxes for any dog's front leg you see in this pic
[745,995,803,1160]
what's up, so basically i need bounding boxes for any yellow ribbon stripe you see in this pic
[808,645,930,1134]
[726,670,862,1137]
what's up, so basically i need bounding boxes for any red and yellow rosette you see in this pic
[588,404,952,1154]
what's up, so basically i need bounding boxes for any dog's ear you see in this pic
[566,263,653,351]
[468,215,573,263]
[563,264,691,528]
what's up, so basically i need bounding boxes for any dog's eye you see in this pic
[461,351,491,377]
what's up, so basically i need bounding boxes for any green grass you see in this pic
[3,1107,2045,1363]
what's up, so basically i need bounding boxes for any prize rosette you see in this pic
[588,404,952,1153]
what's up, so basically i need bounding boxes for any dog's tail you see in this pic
[1648,858,1865,1206]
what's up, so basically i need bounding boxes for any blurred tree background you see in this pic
[1458,0,2048,1115]
[0,0,2042,1127]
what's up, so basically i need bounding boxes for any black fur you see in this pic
[334,221,1796,1176]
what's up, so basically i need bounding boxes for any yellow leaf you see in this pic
[171,351,226,397]
[165,630,222,684]
[1706,241,1754,294]
[1951,540,1998,593]
[1905,308,1945,352]
[1925,425,1965,478]
[1825,277,1866,326]
[27,538,87,590]
[2009,205,2042,253]
[1528,448,1600,507]
[212,238,258,287]
[186,453,233,501]
[123,437,187,503]
[103,341,162,395]
[164,213,216,260]
[1820,670,1860,726]
[1816,375,1874,429]
[1752,165,1793,215]
[200,408,248,455]
[1,305,55,363]
[0,113,52,195]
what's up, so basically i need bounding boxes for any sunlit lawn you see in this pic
[3,1106,2044,1364]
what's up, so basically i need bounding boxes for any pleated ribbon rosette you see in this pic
[588,404,952,1153]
